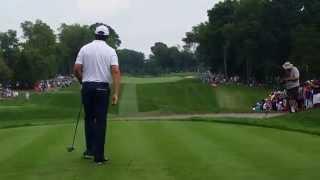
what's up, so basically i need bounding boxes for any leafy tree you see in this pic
[58,23,122,74]
[58,24,93,74]
[184,0,320,82]
[150,42,198,73]
[117,49,145,74]
[15,20,58,84]
[0,52,12,82]
[150,42,172,72]
[0,30,20,70]
[90,23,122,49]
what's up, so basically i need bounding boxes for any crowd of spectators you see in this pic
[253,80,320,112]
[0,75,74,100]
[0,85,19,99]
[200,71,240,87]
[34,76,73,92]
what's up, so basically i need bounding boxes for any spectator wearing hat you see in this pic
[281,62,300,113]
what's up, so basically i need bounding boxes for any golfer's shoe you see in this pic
[94,158,109,165]
[82,151,94,159]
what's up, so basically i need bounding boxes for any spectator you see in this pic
[311,80,320,108]
[304,81,313,109]
[25,92,30,100]
[281,62,300,113]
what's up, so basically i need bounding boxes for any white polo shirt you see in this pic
[75,40,119,83]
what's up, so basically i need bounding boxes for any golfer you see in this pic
[281,62,300,113]
[74,25,121,165]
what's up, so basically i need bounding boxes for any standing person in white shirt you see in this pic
[73,25,121,165]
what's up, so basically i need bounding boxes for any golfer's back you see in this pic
[76,40,118,83]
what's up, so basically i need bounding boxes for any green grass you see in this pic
[136,79,269,113]
[1,121,320,180]
[1,76,320,179]
[201,109,320,135]
[119,84,138,115]
[0,77,268,127]
[121,76,185,84]
[0,84,118,128]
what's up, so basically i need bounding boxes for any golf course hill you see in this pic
[0,75,320,180]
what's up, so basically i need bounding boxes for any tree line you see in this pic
[183,0,320,82]
[1,0,319,86]
[0,20,122,87]
[0,20,198,87]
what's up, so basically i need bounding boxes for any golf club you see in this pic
[67,101,82,152]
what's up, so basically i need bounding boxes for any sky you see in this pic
[0,0,220,55]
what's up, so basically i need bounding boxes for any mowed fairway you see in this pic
[1,76,320,180]
[1,122,320,180]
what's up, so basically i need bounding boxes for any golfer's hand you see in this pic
[112,94,118,105]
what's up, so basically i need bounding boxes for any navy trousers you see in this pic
[81,82,110,161]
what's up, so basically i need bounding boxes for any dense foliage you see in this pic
[184,0,320,82]
[0,20,198,85]
[1,0,319,85]
[0,20,121,87]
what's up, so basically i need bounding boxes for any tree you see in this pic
[150,42,173,72]
[15,20,58,84]
[117,49,145,74]
[58,23,122,74]
[184,0,320,82]
[90,23,122,49]
[0,52,12,82]
[0,30,20,70]
[58,24,93,74]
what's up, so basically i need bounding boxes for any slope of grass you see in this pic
[1,121,320,180]
[200,109,320,135]
[215,85,269,112]
[136,79,269,114]
[0,84,118,128]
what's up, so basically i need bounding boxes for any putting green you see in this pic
[1,121,320,180]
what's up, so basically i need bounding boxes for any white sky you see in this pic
[0,0,220,55]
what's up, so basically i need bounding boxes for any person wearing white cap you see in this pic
[281,62,300,113]
[73,25,121,165]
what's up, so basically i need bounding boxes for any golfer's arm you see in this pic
[111,65,121,96]
[73,64,83,84]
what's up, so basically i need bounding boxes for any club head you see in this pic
[67,147,75,152]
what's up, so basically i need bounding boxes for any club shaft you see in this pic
[71,103,82,148]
